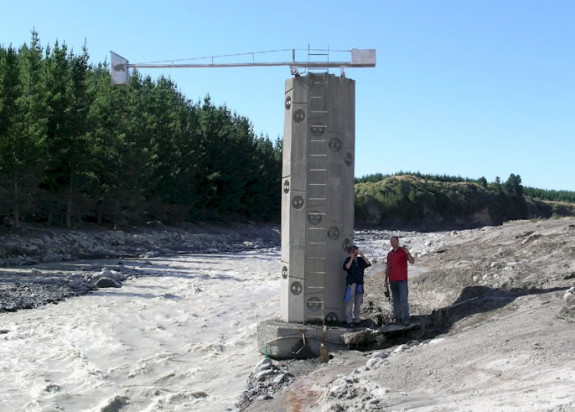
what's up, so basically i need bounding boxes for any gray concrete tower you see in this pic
[280,73,355,324]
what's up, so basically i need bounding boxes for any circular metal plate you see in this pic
[292,195,304,209]
[293,109,305,123]
[290,281,303,295]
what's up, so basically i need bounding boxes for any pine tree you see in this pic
[2,32,48,228]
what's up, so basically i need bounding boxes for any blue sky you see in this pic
[2,0,574,191]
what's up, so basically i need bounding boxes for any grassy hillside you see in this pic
[354,173,575,230]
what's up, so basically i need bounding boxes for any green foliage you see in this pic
[356,171,475,184]
[0,32,48,228]
[0,33,282,228]
[523,187,575,203]
[3,32,572,230]
[355,173,575,229]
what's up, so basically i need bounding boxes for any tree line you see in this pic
[3,33,573,232]
[0,32,282,229]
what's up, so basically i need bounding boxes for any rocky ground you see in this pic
[1,218,574,411]
[241,217,575,411]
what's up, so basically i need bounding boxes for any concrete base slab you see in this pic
[257,319,353,360]
[257,318,424,360]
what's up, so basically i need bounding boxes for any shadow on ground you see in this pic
[350,285,570,351]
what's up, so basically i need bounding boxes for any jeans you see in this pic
[390,280,409,323]
[344,283,364,324]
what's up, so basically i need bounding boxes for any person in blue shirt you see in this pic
[342,245,371,326]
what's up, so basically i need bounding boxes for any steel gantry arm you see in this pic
[110,48,376,84]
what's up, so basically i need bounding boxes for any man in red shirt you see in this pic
[384,236,415,325]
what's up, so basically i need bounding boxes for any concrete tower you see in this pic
[280,73,355,324]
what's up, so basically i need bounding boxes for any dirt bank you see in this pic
[245,217,575,411]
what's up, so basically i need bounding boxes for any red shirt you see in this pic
[387,247,409,281]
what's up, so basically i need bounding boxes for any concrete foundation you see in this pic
[257,319,349,360]
[257,318,424,360]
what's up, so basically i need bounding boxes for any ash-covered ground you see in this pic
[1,218,574,411]
[242,218,575,412]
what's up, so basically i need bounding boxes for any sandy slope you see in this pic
[246,217,575,411]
